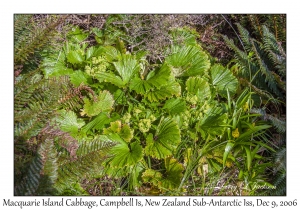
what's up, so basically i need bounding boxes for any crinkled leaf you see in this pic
[197,105,227,136]
[130,64,171,94]
[82,90,114,117]
[103,46,121,61]
[67,51,84,64]
[186,77,211,101]
[145,117,181,159]
[145,80,181,102]
[55,110,85,135]
[165,45,210,77]
[162,157,184,189]
[211,64,238,97]
[142,169,163,188]
[96,72,125,87]
[163,98,186,114]
[70,71,88,87]
[141,158,183,190]
[113,54,140,84]
[119,124,134,142]
[103,120,122,134]
[129,77,152,94]
[109,141,143,168]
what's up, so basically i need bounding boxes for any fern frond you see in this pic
[14,15,68,69]
[54,137,115,192]
[250,108,286,133]
[15,138,57,195]
[236,23,252,52]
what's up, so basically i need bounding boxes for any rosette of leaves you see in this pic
[142,157,184,191]
[145,117,181,159]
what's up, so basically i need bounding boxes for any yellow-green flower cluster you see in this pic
[85,56,109,77]
[138,118,152,133]
[186,94,198,105]
[133,108,143,117]
[122,112,132,124]
[148,114,156,122]
[181,110,191,129]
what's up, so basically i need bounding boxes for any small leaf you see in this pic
[223,142,234,167]
[82,90,114,117]
[55,110,85,135]
[119,124,134,142]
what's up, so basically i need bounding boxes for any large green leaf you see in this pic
[70,71,88,87]
[113,54,140,84]
[210,64,238,97]
[145,80,181,102]
[67,51,84,64]
[186,77,211,101]
[197,105,227,137]
[145,117,181,159]
[165,45,210,77]
[109,141,143,168]
[95,72,125,87]
[130,64,171,94]
[162,157,184,189]
[142,158,184,190]
[82,90,114,117]
[55,110,85,135]
[162,98,186,115]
